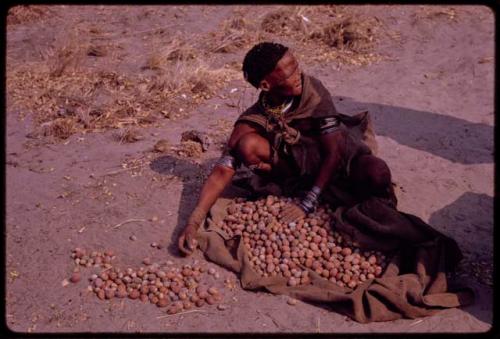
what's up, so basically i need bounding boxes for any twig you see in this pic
[409,319,424,326]
[101,164,143,177]
[111,218,147,229]
[156,309,208,319]
[92,24,176,41]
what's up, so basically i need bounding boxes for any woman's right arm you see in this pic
[177,122,262,256]
[177,164,235,256]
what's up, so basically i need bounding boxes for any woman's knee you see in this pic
[235,133,270,166]
[351,155,392,192]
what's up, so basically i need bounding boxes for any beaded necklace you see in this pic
[260,93,295,121]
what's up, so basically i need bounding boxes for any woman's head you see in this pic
[242,42,302,97]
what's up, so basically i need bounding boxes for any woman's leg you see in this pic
[349,154,397,206]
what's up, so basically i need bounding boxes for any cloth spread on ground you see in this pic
[194,186,474,323]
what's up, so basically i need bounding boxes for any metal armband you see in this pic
[318,116,341,135]
[215,154,239,170]
[299,186,322,213]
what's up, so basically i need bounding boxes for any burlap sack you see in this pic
[194,187,474,323]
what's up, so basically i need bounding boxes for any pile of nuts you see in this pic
[70,249,223,314]
[71,248,115,269]
[218,195,389,289]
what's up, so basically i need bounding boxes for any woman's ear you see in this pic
[259,79,271,92]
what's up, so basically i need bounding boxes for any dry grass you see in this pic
[205,5,385,66]
[209,11,259,53]
[7,5,388,141]
[87,45,107,57]
[310,17,378,52]
[259,6,383,65]
[142,38,197,71]
[413,6,458,22]
[261,8,306,35]
[177,140,203,158]
[41,118,77,139]
[7,10,241,141]
[114,128,144,143]
[7,5,53,25]
[7,36,240,140]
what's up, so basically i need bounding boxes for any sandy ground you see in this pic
[5,4,494,334]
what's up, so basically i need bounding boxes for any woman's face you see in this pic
[261,51,303,97]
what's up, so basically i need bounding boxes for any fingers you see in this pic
[188,238,198,250]
[178,235,193,256]
[281,204,305,224]
[178,227,200,256]
[281,211,296,224]
[282,213,300,224]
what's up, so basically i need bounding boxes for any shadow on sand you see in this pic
[150,155,218,257]
[428,192,493,325]
[334,96,494,165]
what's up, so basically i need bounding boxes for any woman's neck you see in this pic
[265,92,292,107]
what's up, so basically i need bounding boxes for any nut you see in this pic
[70,272,81,283]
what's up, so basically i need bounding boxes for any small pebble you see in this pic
[97,290,105,300]
[217,304,228,311]
[128,290,140,299]
[130,235,137,241]
[70,272,81,283]
[287,298,298,306]
[94,278,104,288]
[61,279,70,287]
[166,305,180,314]
[208,287,219,295]
[151,242,158,248]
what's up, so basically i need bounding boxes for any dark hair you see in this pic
[242,42,289,88]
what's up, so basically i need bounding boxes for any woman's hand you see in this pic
[178,223,199,256]
[280,202,306,224]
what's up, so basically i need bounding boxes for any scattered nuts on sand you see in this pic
[68,247,228,312]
